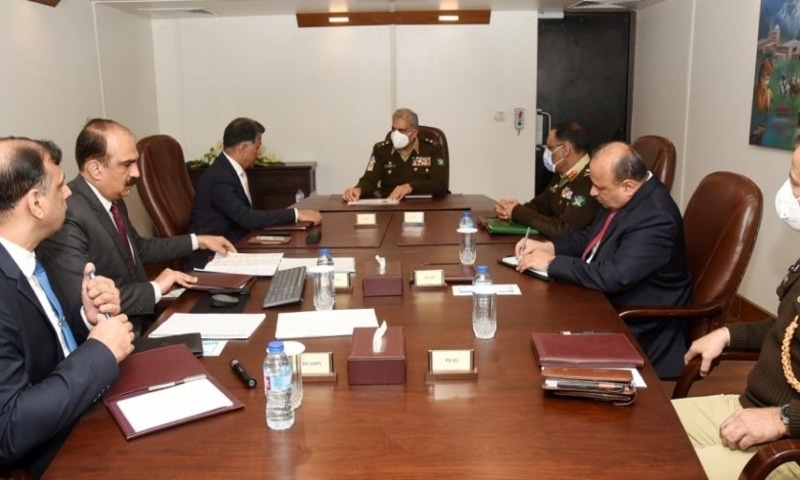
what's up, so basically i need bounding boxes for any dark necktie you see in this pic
[581,211,618,262]
[33,259,77,352]
[110,202,133,262]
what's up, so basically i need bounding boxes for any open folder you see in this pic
[103,344,244,440]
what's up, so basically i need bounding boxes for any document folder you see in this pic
[541,366,637,405]
[103,344,244,440]
[530,332,645,368]
[483,219,536,236]
[185,271,255,294]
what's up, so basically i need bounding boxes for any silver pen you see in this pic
[87,270,112,320]
[517,226,531,261]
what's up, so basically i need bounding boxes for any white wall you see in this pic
[151,12,538,202]
[634,0,793,313]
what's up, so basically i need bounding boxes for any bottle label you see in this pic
[266,373,292,391]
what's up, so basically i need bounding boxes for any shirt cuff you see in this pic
[294,208,299,222]
[190,233,198,250]
[80,307,93,330]
[151,281,163,303]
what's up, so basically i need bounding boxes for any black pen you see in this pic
[87,270,112,320]
[230,359,257,388]
[560,330,596,335]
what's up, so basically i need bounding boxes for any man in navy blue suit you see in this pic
[516,141,692,377]
[188,117,321,269]
[0,137,134,478]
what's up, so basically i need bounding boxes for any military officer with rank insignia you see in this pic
[343,108,448,202]
[494,121,599,240]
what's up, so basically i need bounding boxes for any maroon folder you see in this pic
[530,332,645,368]
[103,344,244,440]
[185,271,255,293]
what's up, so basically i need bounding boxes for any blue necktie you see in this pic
[33,260,77,353]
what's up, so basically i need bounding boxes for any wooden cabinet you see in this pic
[187,162,317,210]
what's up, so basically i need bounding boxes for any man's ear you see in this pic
[26,190,44,219]
[85,159,104,181]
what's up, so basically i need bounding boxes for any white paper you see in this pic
[278,257,355,273]
[149,313,265,340]
[501,256,549,279]
[116,378,233,433]
[452,284,522,296]
[374,255,386,273]
[202,340,228,357]
[347,198,400,206]
[199,252,283,277]
[163,288,185,299]
[275,309,379,339]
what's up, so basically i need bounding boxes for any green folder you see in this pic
[484,219,538,236]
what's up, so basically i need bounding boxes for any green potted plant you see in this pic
[187,140,285,169]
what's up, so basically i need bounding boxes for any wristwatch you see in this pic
[780,403,791,430]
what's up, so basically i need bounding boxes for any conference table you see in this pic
[45,195,704,479]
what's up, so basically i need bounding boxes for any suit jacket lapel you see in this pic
[596,178,658,251]
[70,176,140,273]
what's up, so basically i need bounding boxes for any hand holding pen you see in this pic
[516,227,531,261]
[82,263,120,321]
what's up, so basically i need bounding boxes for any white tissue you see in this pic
[375,255,386,274]
[372,320,387,353]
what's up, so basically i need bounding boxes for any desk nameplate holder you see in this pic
[411,268,447,291]
[354,213,378,228]
[334,272,353,293]
[301,352,338,383]
[403,211,425,227]
[426,349,478,381]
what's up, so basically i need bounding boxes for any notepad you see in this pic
[149,313,265,340]
[499,256,549,280]
[275,309,379,339]
[199,252,283,277]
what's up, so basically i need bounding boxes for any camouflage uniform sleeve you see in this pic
[354,142,387,197]
[408,140,448,195]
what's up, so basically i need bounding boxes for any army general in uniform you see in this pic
[343,108,448,202]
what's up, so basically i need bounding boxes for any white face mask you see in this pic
[775,179,800,231]
[542,145,564,173]
[390,130,410,150]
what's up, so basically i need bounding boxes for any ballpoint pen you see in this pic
[517,226,531,260]
[87,270,112,320]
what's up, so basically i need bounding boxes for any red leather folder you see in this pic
[103,344,244,440]
[185,271,255,293]
[530,332,645,368]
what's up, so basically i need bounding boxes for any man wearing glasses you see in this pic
[494,121,599,240]
[343,108,448,202]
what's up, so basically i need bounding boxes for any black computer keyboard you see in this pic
[262,266,307,308]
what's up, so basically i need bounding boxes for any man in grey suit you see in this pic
[0,136,133,478]
[39,119,235,333]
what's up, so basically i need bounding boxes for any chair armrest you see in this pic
[618,300,724,323]
[740,438,800,480]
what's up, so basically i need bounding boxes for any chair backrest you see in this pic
[633,135,677,192]
[683,171,763,340]
[385,125,450,192]
[136,134,195,237]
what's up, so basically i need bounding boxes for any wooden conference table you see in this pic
[45,195,704,479]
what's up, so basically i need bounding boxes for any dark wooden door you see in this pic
[535,12,634,194]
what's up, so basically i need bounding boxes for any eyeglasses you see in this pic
[546,143,565,152]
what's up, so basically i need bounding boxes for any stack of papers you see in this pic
[275,309,379,339]
[200,252,283,277]
[149,313,265,340]
[278,257,356,273]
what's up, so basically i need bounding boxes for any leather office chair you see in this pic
[385,125,450,192]
[136,134,195,238]
[632,135,677,192]
[618,172,763,392]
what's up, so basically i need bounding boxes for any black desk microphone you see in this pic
[230,359,257,388]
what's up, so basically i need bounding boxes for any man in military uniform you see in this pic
[343,108,448,201]
[494,121,598,240]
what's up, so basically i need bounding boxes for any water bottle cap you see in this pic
[476,265,489,274]
[267,340,285,353]
[461,211,471,217]
[319,248,330,256]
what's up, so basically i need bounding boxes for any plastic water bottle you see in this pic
[472,265,497,339]
[458,212,477,265]
[295,188,305,204]
[317,248,334,266]
[264,341,294,430]
[459,211,475,229]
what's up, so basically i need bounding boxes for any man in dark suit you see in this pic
[38,119,235,333]
[0,137,134,478]
[188,117,321,269]
[516,141,692,377]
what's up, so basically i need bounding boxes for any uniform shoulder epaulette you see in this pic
[421,137,438,146]
[581,167,591,177]
[374,140,391,149]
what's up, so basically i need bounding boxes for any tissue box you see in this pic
[362,260,403,297]
[348,327,406,385]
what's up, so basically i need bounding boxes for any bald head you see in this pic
[589,141,649,210]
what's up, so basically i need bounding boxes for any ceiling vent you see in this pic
[137,7,216,18]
